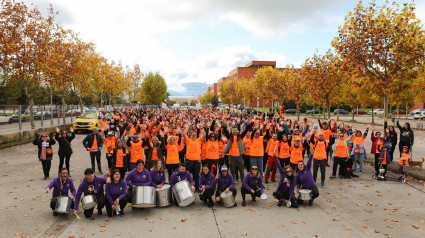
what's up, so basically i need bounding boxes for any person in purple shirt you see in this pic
[273,157,297,208]
[295,153,320,206]
[125,159,152,203]
[169,163,195,206]
[45,168,76,216]
[150,160,166,188]
[241,165,263,207]
[215,165,237,207]
[105,169,127,217]
[73,168,108,218]
[199,165,216,207]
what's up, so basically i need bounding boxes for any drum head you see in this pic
[157,184,170,191]
[220,191,233,198]
[260,194,267,200]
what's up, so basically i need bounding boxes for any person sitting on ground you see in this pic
[45,168,75,216]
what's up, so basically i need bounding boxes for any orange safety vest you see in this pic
[115,148,128,168]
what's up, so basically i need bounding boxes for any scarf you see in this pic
[40,138,49,160]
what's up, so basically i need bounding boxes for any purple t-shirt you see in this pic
[87,181,96,195]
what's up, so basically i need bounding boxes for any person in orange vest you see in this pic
[376,144,391,180]
[165,134,185,180]
[100,117,109,137]
[398,146,410,182]
[249,123,269,178]
[111,139,130,179]
[289,138,304,172]
[310,132,328,187]
[350,126,369,174]
[82,127,104,174]
[126,134,147,171]
[264,132,280,183]
[183,122,203,190]
[101,128,120,175]
[277,133,291,168]
[318,118,336,167]
[331,133,352,179]
[242,131,252,173]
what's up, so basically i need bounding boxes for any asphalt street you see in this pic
[1,127,425,238]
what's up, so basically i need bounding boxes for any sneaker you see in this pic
[265,180,269,184]
[285,200,291,208]
[271,179,276,182]
[325,163,330,167]
[308,199,314,206]
[120,210,124,216]
[329,176,336,179]
[242,201,246,207]
[98,209,102,215]
[359,171,363,174]
[98,170,103,175]
[233,203,237,207]
[53,211,58,216]
[277,200,283,207]
[235,180,239,184]
[207,201,213,207]
[44,176,48,180]
[252,197,256,202]
[320,181,325,187]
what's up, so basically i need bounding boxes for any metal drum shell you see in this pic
[156,184,172,207]
[81,195,97,210]
[55,196,71,213]
[172,180,195,207]
[299,189,312,201]
[132,186,156,208]
[220,191,235,208]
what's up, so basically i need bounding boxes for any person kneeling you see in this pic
[215,165,237,207]
[241,165,263,207]
[105,169,128,217]
[45,168,75,216]
[199,165,216,207]
[272,157,297,208]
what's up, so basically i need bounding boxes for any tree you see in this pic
[284,68,307,121]
[255,67,286,105]
[240,79,257,108]
[218,77,244,106]
[302,50,344,119]
[332,0,425,118]
[127,64,143,102]
[139,72,167,104]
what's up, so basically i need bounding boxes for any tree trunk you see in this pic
[313,105,316,117]
[337,104,340,121]
[352,107,355,121]
[384,94,389,119]
[396,105,399,118]
[79,95,84,114]
[326,97,330,120]
[29,96,35,129]
[61,96,66,124]
[262,96,265,113]
[371,107,374,124]
[297,103,300,121]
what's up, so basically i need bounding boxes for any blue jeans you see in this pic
[352,153,363,172]
[250,156,264,177]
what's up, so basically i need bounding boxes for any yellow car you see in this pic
[73,111,101,132]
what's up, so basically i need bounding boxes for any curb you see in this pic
[365,158,425,181]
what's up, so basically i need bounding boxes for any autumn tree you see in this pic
[255,66,286,106]
[139,72,167,104]
[333,0,425,118]
[284,67,307,121]
[302,51,344,119]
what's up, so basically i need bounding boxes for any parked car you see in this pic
[52,110,63,117]
[414,111,425,120]
[351,109,367,115]
[334,109,349,115]
[373,109,385,115]
[33,111,52,120]
[65,109,81,117]
[306,109,322,114]
[10,110,31,122]
[392,109,407,115]
[0,112,13,124]
[72,111,101,132]
[410,109,425,115]
[284,109,298,115]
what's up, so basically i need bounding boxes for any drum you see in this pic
[156,184,172,207]
[55,197,71,213]
[81,195,97,210]
[299,189,312,201]
[172,181,195,207]
[220,191,235,208]
[132,186,156,208]
[260,193,267,200]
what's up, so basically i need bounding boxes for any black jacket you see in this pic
[33,134,56,160]
[55,132,75,156]
[82,133,104,150]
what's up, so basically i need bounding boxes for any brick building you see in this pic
[211,61,278,107]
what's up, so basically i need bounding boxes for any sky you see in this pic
[24,0,425,94]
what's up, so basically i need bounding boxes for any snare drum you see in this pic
[132,186,156,208]
[55,197,71,213]
[299,189,312,201]
[260,193,267,200]
[156,185,172,207]
[172,181,195,207]
[81,195,97,210]
[220,191,235,208]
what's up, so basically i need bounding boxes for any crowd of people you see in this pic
[39,107,415,217]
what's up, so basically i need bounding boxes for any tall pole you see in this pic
[50,87,53,126]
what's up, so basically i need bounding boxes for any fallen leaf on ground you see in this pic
[387,225,393,229]
[412,225,420,229]
[99,230,105,232]
[391,219,399,222]
[292,221,298,224]
[374,230,380,233]
[115,233,120,236]
[303,221,308,224]
[345,227,351,230]
[333,218,340,221]
[181,218,188,222]
[326,211,332,214]
[242,232,247,236]
[224,219,229,222]
[148,230,152,232]
[363,225,368,229]
[356,203,361,206]
[68,235,75,238]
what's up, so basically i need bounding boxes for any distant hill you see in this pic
[168,82,210,97]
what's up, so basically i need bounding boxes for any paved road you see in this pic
[1,133,425,238]
[0,117,74,134]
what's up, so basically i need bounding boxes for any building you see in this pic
[211,61,278,107]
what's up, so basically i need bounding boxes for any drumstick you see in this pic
[75,213,81,219]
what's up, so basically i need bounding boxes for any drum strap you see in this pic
[60,178,66,196]
[177,175,181,182]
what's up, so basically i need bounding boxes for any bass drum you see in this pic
[172,180,195,207]
[156,184,172,207]
[132,186,156,208]
[55,197,71,213]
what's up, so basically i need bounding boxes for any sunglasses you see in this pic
[285,170,292,173]
[251,168,258,171]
